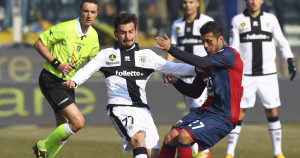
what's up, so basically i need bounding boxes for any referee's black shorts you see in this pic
[39,69,75,112]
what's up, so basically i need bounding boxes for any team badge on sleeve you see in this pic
[240,22,246,28]
[109,54,116,61]
[176,27,180,33]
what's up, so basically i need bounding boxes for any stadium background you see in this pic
[0,0,300,126]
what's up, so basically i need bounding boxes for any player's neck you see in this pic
[185,12,197,23]
[248,9,261,18]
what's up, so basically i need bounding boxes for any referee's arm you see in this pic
[34,38,55,63]
[34,38,73,74]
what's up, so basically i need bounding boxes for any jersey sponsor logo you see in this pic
[115,70,144,77]
[49,30,53,36]
[106,61,120,65]
[243,33,271,40]
[204,76,214,97]
[180,38,203,44]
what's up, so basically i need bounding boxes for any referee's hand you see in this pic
[58,63,73,74]
[62,80,76,90]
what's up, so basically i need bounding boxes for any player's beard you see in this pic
[120,39,134,49]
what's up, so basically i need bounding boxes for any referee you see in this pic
[32,0,99,157]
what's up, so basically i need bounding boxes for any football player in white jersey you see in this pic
[225,1,296,158]
[163,0,213,157]
[62,13,197,158]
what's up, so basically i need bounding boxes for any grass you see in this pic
[0,123,299,158]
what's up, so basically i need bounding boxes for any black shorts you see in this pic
[39,69,75,112]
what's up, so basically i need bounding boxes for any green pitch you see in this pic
[0,123,299,158]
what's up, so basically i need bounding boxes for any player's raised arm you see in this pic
[156,35,213,69]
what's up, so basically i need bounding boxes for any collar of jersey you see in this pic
[76,17,91,38]
[114,41,140,51]
[182,12,200,22]
[243,9,263,17]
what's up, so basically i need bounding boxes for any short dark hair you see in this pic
[113,13,138,30]
[80,0,98,10]
[200,21,223,38]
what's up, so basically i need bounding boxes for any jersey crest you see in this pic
[76,46,81,52]
[139,56,147,64]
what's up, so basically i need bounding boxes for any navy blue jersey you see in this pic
[169,46,243,125]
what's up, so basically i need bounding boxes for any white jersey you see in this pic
[230,10,294,76]
[71,43,196,109]
[171,13,214,57]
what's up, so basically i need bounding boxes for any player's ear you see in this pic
[218,35,224,45]
[114,30,118,38]
[196,0,200,7]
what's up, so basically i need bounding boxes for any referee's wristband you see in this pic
[50,58,61,69]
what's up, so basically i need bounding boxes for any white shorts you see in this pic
[181,77,207,110]
[240,74,281,109]
[107,106,160,152]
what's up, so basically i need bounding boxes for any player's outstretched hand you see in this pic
[165,74,178,84]
[62,80,76,90]
[57,63,74,74]
[156,34,171,52]
[288,58,297,81]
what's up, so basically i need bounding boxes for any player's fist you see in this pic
[165,74,178,84]
[287,58,296,81]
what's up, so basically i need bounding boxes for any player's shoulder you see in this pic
[172,17,185,25]
[232,13,245,22]
[89,26,99,38]
[223,46,237,54]
[55,19,76,27]
[101,47,116,53]
[262,11,277,19]
[136,48,156,55]
[199,14,214,21]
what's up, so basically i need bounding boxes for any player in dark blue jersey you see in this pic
[155,21,244,158]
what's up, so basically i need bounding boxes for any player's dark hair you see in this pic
[113,13,138,30]
[80,0,98,10]
[200,21,223,38]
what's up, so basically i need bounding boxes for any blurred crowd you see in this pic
[0,0,299,46]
